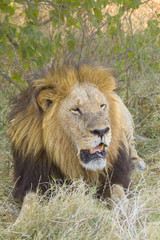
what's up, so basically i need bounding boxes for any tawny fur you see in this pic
[8,62,144,200]
[115,94,146,170]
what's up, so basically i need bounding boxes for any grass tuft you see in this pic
[0,180,160,240]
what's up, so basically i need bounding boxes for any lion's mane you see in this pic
[9,62,131,200]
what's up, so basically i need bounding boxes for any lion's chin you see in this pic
[80,158,107,171]
[79,146,107,171]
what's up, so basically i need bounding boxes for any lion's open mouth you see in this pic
[80,143,107,171]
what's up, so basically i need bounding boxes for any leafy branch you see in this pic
[0,69,20,88]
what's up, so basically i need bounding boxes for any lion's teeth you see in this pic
[90,149,95,154]
[90,144,104,154]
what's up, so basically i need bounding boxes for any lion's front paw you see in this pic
[111,184,127,202]
[110,184,129,212]
[132,158,146,170]
[12,192,39,227]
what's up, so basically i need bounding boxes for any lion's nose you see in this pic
[90,127,110,137]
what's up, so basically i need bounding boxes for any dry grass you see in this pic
[0,180,159,240]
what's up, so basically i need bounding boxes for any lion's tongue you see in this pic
[90,144,103,154]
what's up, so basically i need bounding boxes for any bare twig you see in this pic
[0,69,21,88]
[128,9,135,51]
[136,111,158,127]
[0,120,7,127]
[119,25,129,51]
[24,0,39,25]
[25,0,36,10]
[6,34,19,49]
[0,23,19,49]
[147,92,160,97]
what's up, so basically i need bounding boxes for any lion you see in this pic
[8,62,145,210]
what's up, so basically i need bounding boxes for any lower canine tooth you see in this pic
[100,144,104,151]
[90,149,95,154]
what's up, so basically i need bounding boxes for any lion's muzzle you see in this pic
[90,127,110,138]
[80,143,107,171]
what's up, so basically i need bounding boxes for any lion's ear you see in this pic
[37,88,54,111]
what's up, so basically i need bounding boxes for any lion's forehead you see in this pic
[69,83,107,107]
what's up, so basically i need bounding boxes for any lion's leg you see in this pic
[124,122,146,170]
[130,145,146,170]
[13,192,39,226]
[125,128,146,170]
[97,178,128,204]
[110,184,129,214]
[115,94,146,171]
[111,184,127,201]
[104,141,131,205]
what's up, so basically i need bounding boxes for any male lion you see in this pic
[9,62,145,208]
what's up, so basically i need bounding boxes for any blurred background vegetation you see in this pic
[0,0,160,239]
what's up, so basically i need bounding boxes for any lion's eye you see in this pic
[71,108,82,115]
[100,104,106,110]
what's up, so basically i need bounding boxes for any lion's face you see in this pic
[58,82,112,171]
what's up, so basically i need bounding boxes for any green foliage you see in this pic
[0,0,144,81]
[0,0,159,87]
